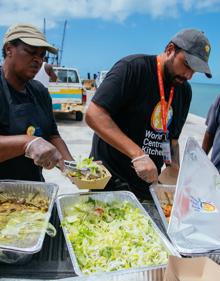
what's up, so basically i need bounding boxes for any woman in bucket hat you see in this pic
[0,24,74,181]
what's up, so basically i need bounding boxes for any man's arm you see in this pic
[158,139,180,185]
[45,63,57,82]
[171,139,180,167]
[86,102,144,159]
[85,102,158,183]
[202,131,214,154]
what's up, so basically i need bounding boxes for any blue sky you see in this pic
[0,0,220,83]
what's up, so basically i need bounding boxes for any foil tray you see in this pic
[0,180,58,264]
[149,184,220,265]
[56,190,180,278]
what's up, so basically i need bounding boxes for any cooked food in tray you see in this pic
[160,191,173,222]
[0,192,49,247]
[62,197,170,275]
[0,192,49,212]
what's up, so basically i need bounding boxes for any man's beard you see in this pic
[164,61,187,86]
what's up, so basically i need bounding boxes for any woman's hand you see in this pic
[25,137,64,170]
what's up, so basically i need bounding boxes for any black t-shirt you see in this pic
[91,54,192,198]
[0,78,59,180]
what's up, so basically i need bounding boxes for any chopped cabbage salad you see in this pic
[62,198,169,275]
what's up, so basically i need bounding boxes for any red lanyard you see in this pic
[156,56,174,135]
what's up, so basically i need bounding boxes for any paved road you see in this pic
[43,113,207,195]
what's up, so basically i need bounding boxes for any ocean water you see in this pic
[190,82,220,118]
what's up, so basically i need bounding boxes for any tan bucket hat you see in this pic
[3,24,58,54]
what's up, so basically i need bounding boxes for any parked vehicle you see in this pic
[48,67,86,121]
[95,70,108,88]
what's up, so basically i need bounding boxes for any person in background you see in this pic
[34,57,57,87]
[0,23,73,181]
[202,95,220,172]
[86,28,212,201]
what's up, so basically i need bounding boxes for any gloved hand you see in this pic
[132,154,158,183]
[158,163,179,185]
[25,137,64,170]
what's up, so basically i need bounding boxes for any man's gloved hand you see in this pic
[131,154,158,183]
[158,163,179,185]
[25,137,64,170]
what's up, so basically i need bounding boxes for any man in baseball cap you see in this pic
[171,28,211,78]
[3,23,58,54]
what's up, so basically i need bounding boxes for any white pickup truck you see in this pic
[48,67,86,121]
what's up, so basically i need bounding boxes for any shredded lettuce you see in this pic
[62,198,169,275]
[68,157,106,180]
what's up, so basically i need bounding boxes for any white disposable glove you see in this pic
[131,154,158,183]
[25,137,64,170]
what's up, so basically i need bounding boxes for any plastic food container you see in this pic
[0,180,58,264]
[68,165,112,189]
[56,191,180,278]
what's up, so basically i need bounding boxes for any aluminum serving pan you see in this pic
[149,186,220,265]
[150,184,175,230]
[0,180,58,264]
[56,190,180,278]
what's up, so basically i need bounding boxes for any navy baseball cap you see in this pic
[171,29,212,78]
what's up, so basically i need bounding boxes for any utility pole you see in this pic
[59,20,67,66]
[43,18,46,35]
[43,18,50,62]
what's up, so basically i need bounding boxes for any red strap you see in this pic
[156,56,174,135]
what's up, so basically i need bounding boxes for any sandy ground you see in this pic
[43,113,207,195]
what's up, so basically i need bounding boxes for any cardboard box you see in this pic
[69,165,112,189]
[164,256,220,281]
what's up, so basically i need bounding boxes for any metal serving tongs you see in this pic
[64,160,90,175]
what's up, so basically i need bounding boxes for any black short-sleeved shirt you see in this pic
[90,54,192,198]
[205,95,220,172]
[0,78,59,180]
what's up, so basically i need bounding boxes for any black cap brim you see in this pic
[184,51,212,78]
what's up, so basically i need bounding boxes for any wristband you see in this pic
[25,137,41,157]
[131,154,149,163]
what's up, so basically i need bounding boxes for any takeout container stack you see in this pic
[151,137,220,264]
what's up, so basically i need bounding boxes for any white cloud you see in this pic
[0,0,219,28]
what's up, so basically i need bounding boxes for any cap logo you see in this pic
[205,44,210,54]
